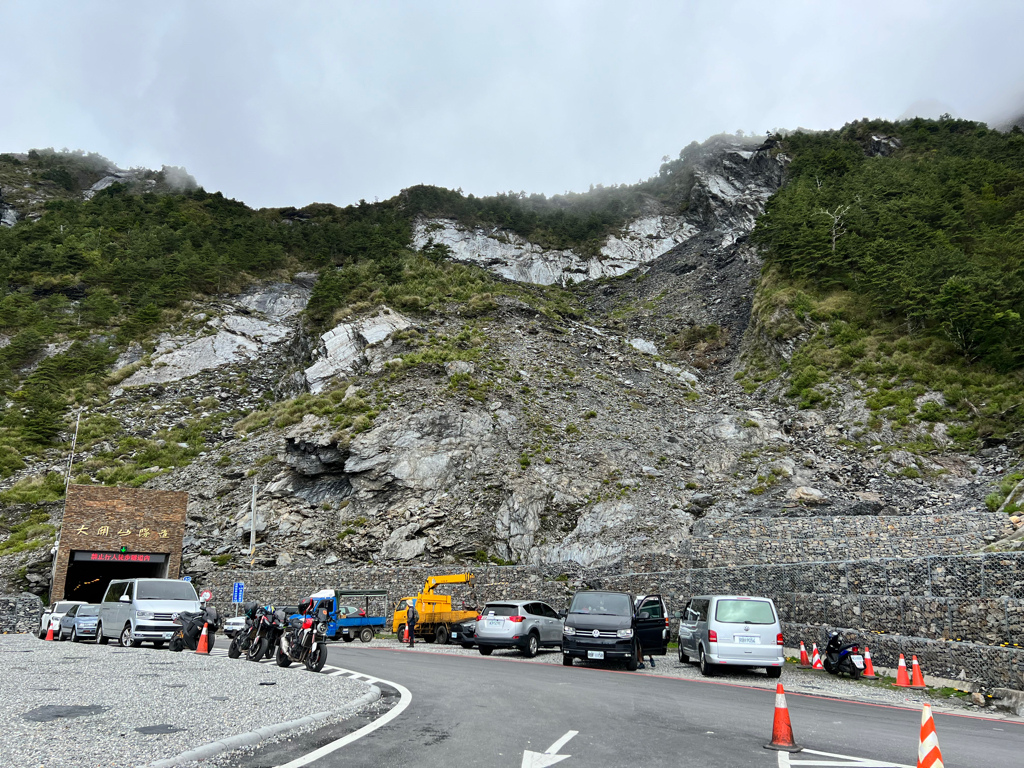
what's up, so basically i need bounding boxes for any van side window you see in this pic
[638,597,663,619]
[103,583,125,603]
[124,582,135,600]
[695,599,710,622]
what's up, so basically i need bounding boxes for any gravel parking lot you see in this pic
[0,634,375,768]
[368,638,1011,717]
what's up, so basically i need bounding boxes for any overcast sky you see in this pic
[4,1,1024,210]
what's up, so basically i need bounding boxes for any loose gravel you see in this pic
[0,634,375,768]
[369,639,1020,720]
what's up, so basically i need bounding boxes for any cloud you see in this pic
[2,1,1023,209]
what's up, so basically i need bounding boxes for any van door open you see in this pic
[636,595,668,655]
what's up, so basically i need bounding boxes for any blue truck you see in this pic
[303,588,388,643]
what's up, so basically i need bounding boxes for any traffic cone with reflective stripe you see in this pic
[909,655,927,690]
[861,646,878,680]
[45,623,54,641]
[894,653,912,687]
[195,622,210,654]
[917,703,944,767]
[763,683,803,753]
[811,643,824,670]
[797,641,811,669]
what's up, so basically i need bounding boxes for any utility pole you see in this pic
[50,408,84,601]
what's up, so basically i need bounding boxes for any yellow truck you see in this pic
[392,573,478,645]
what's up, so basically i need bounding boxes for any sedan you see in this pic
[58,604,100,642]
[222,615,247,638]
[39,601,86,639]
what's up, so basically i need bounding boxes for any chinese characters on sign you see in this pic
[89,553,156,563]
[71,525,169,539]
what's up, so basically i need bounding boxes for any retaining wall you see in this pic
[0,593,44,634]
[197,552,1024,689]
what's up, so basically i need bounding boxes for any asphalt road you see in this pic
[229,646,1023,768]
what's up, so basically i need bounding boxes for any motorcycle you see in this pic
[248,605,285,662]
[822,630,864,678]
[228,602,259,659]
[276,599,329,672]
[169,604,220,652]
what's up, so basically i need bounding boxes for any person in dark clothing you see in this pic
[407,599,419,647]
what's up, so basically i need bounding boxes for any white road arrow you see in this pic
[521,730,579,768]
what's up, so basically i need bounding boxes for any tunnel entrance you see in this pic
[63,551,169,604]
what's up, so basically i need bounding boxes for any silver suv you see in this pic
[474,600,563,657]
[97,578,201,648]
[677,594,783,678]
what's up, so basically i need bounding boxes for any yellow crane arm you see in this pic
[423,573,474,593]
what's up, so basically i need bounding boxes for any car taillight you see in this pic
[708,630,718,642]
[852,645,859,653]
[509,616,525,623]
[475,614,482,621]
[302,618,313,629]
[777,633,784,646]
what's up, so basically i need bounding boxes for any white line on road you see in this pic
[546,731,579,754]
[777,748,915,767]
[274,670,412,768]
[521,730,579,768]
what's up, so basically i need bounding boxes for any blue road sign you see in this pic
[181,576,192,582]
[232,582,245,604]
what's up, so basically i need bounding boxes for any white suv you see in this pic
[38,601,86,639]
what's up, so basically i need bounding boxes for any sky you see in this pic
[3,1,1024,210]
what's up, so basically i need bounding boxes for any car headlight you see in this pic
[616,628,634,639]
[136,611,154,620]
[562,625,575,636]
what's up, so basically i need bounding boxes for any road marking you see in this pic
[274,671,412,768]
[521,730,578,768]
[777,748,914,767]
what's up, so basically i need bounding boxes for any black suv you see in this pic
[561,590,668,670]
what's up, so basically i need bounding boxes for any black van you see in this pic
[561,590,668,671]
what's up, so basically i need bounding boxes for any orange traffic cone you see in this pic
[909,655,927,690]
[811,643,824,670]
[763,683,803,753]
[45,623,54,641]
[917,703,944,767]
[893,653,912,687]
[797,641,811,669]
[861,646,878,680]
[195,622,210,654]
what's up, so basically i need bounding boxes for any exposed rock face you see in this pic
[121,282,310,388]
[0,186,16,228]
[412,136,787,287]
[305,307,413,393]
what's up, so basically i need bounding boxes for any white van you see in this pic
[676,595,784,678]
[96,578,200,648]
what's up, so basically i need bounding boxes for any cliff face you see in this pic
[0,135,1019,598]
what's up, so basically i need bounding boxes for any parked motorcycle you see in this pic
[822,630,864,678]
[248,605,286,662]
[169,604,220,652]
[228,602,259,659]
[276,599,329,672]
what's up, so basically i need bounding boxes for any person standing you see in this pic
[407,599,419,647]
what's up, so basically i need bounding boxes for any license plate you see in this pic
[735,635,759,644]
[486,619,501,628]
[163,632,173,639]
[451,632,458,638]
[852,655,865,669]
[587,650,605,660]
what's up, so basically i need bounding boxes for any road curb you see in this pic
[146,685,381,767]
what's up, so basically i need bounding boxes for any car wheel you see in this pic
[460,643,474,650]
[678,645,689,663]
[341,635,355,642]
[97,623,109,645]
[521,633,539,658]
[434,625,449,645]
[479,646,493,656]
[767,666,782,679]
[120,624,137,648]
[699,646,717,677]
[397,624,408,643]
[562,654,574,666]
[626,642,639,672]
[152,641,165,649]
[359,627,374,643]
[70,627,78,643]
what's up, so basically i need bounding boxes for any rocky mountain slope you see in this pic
[1,133,1021,597]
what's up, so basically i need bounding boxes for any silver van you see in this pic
[97,578,201,648]
[676,595,783,678]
